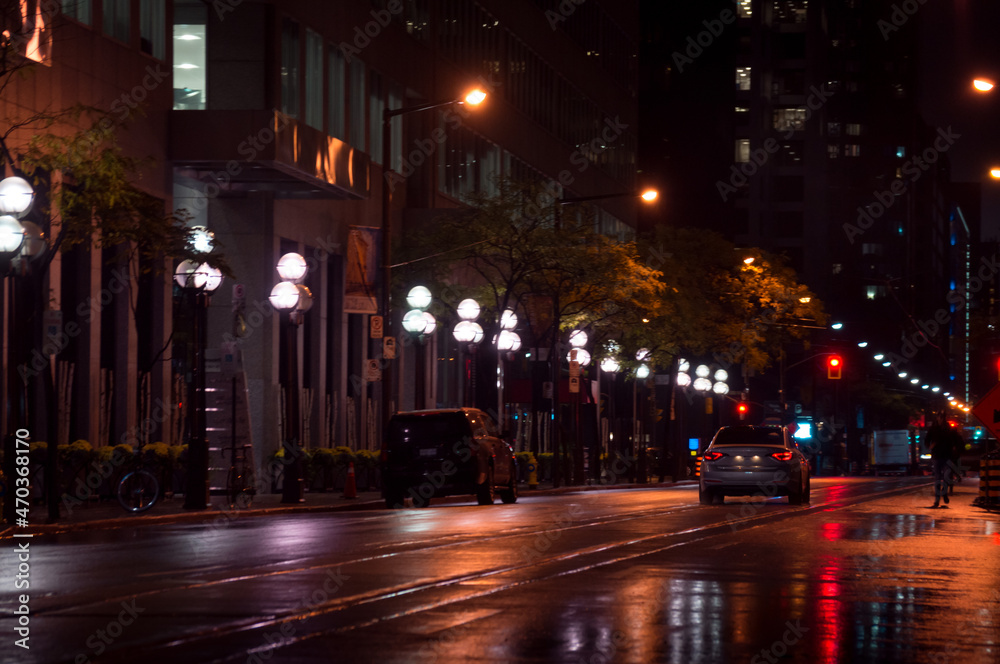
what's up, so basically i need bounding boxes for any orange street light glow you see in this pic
[640,189,658,202]
[463,89,487,105]
[990,168,1000,179]
[973,78,995,92]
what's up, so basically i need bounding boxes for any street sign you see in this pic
[370,315,383,339]
[569,375,580,393]
[383,337,396,359]
[569,360,580,377]
[366,359,381,382]
[972,381,1000,440]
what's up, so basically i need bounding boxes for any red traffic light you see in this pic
[737,402,748,420]
[827,354,843,379]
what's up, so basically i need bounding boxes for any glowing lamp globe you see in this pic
[0,177,34,217]
[600,357,620,373]
[457,298,480,321]
[174,259,206,289]
[402,309,428,334]
[276,252,308,282]
[407,286,432,310]
[0,215,25,254]
[269,281,300,310]
[500,309,518,330]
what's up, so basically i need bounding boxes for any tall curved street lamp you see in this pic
[0,177,28,526]
[549,189,659,487]
[452,298,483,407]
[175,237,224,511]
[380,89,486,437]
[270,253,312,504]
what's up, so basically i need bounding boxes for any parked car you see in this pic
[381,408,518,508]
[699,425,811,505]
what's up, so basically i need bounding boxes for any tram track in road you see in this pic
[89,478,932,663]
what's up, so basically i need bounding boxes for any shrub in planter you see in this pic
[309,447,337,491]
[354,449,379,490]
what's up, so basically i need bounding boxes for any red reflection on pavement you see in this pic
[821,522,844,542]
[816,558,844,664]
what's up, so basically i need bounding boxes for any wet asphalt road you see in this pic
[1,476,998,663]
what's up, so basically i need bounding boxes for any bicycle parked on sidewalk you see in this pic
[116,443,160,513]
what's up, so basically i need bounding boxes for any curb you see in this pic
[1,480,699,537]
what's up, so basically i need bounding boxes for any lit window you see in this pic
[827,144,838,158]
[896,146,905,158]
[737,0,752,18]
[773,107,807,132]
[735,106,749,113]
[735,139,750,163]
[173,5,206,110]
[846,123,861,136]
[736,67,751,91]
[845,144,860,157]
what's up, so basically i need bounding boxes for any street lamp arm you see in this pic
[559,190,650,205]
[384,98,465,120]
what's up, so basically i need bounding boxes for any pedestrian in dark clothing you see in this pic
[926,415,953,508]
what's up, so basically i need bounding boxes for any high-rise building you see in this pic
[2,1,639,468]
[640,0,967,422]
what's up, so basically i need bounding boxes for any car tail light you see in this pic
[770,450,794,461]
[703,451,724,461]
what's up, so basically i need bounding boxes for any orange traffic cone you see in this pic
[343,462,357,499]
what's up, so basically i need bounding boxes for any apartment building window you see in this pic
[862,243,883,256]
[62,0,91,25]
[773,1,807,23]
[369,71,384,162]
[773,107,806,132]
[104,0,129,42]
[735,139,750,163]
[777,141,803,165]
[827,122,840,137]
[140,0,165,59]
[327,47,346,139]
[737,0,752,18]
[846,123,861,136]
[896,146,906,158]
[736,67,751,91]
[281,19,300,119]
[173,3,206,110]
[827,144,838,158]
[304,29,323,129]
[845,144,861,157]
[349,58,366,150]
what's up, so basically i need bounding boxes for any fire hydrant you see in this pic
[527,454,538,489]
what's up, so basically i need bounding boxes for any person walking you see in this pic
[926,414,954,508]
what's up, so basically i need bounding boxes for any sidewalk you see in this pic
[3,479,692,536]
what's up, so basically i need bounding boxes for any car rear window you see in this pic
[388,413,471,446]
[712,427,784,446]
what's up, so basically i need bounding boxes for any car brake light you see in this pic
[703,451,724,461]
[770,450,794,461]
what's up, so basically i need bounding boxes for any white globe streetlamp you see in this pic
[407,285,432,310]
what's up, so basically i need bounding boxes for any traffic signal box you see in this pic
[827,355,842,379]
[737,402,749,420]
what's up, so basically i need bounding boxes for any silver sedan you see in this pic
[699,425,811,505]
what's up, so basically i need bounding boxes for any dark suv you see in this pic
[381,408,518,508]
